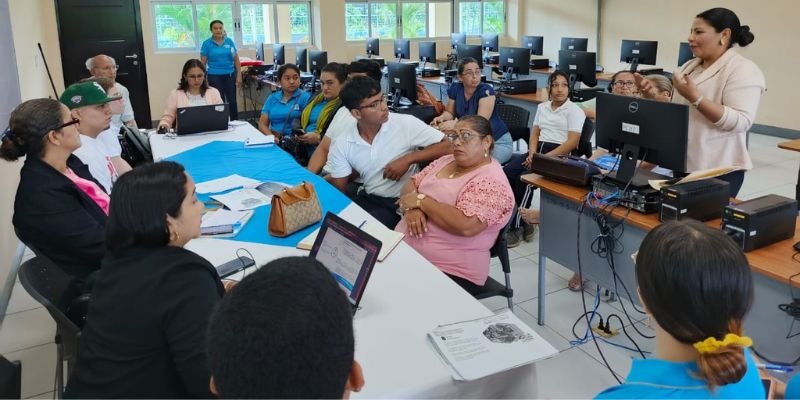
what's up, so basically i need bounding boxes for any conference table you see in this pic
[149,124,540,398]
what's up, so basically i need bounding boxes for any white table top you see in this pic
[151,125,538,398]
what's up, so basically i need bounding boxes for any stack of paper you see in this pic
[196,174,260,194]
[200,209,254,236]
[427,310,558,381]
[297,220,404,261]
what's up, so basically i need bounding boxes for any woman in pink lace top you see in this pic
[396,115,514,292]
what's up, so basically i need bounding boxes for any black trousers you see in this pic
[352,190,401,229]
[208,72,239,120]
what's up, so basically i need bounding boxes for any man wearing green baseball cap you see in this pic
[60,81,124,193]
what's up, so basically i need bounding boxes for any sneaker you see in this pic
[505,228,522,249]
[523,222,536,242]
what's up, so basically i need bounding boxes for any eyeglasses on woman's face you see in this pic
[56,118,80,130]
[444,129,479,144]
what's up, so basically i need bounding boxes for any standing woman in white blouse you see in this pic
[158,59,224,131]
[636,7,765,197]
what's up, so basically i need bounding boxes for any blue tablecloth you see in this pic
[167,141,351,247]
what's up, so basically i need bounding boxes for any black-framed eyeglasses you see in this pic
[444,129,479,144]
[358,96,387,110]
[55,118,80,130]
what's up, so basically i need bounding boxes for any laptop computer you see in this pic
[175,103,229,135]
[310,212,382,314]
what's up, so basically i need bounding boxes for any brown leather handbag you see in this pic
[268,181,323,237]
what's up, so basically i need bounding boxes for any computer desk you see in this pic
[778,139,800,207]
[523,173,800,364]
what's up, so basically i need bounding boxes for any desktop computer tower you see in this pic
[659,179,730,222]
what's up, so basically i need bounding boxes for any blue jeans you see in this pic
[492,132,513,164]
[208,73,239,120]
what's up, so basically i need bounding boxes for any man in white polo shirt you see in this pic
[328,76,450,228]
[60,81,122,193]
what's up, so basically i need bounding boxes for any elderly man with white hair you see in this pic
[86,54,137,128]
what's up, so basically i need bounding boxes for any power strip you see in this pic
[592,325,619,338]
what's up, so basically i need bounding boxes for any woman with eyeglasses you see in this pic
[158,59,224,131]
[395,115,514,293]
[580,70,640,120]
[1,98,108,287]
[430,57,513,164]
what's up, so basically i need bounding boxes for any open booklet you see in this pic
[297,219,404,262]
[428,310,558,381]
[648,166,743,191]
[210,181,291,211]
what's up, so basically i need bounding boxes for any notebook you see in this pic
[175,103,229,135]
[298,216,404,262]
[310,212,382,314]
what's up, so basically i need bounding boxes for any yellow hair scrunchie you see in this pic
[693,333,753,354]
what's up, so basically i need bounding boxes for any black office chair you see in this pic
[472,222,514,311]
[574,117,595,158]
[18,256,89,398]
[495,103,530,153]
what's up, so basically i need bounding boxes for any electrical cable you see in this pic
[235,248,256,279]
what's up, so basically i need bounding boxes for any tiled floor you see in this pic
[0,133,797,399]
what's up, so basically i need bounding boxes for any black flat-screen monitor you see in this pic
[499,47,531,77]
[451,32,466,49]
[387,62,418,108]
[273,44,285,65]
[255,41,264,61]
[366,37,380,57]
[678,42,694,66]
[557,50,597,91]
[456,44,483,68]
[595,92,689,183]
[620,39,658,72]
[295,47,308,72]
[481,33,499,52]
[309,50,328,76]
[418,41,436,66]
[561,37,588,51]
[522,35,544,56]
[394,39,410,60]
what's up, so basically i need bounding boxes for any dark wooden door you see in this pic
[55,0,152,128]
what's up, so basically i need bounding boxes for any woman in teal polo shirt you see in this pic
[200,20,240,120]
[595,220,764,399]
[257,64,311,138]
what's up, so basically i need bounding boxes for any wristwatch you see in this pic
[415,193,427,208]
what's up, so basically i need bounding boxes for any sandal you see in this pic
[567,274,586,292]
[519,207,540,225]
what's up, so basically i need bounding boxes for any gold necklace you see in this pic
[448,159,489,179]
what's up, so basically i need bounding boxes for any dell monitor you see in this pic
[595,92,689,184]
[394,39,410,61]
[522,35,544,56]
[561,37,588,51]
[456,44,483,69]
[418,41,436,69]
[387,62,418,109]
[366,37,380,57]
[255,41,264,61]
[558,50,598,94]
[481,33,499,52]
[498,47,531,79]
[295,47,308,72]
[273,44,285,65]
[451,32,467,49]
[309,50,328,76]
[678,42,694,66]
[620,39,658,72]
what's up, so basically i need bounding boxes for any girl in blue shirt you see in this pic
[257,64,311,138]
[295,62,347,158]
[595,220,765,399]
[200,20,241,120]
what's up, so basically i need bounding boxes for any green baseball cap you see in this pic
[59,81,122,109]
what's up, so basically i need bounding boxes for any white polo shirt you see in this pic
[328,113,443,198]
[73,134,118,193]
[323,107,357,174]
[96,123,123,158]
[533,99,585,144]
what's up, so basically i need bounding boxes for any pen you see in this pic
[757,363,793,373]
[358,220,367,229]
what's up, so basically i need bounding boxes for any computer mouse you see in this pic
[793,240,800,252]
[157,125,168,135]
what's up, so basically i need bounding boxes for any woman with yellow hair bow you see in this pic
[595,219,763,398]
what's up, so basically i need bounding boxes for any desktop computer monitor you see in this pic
[366,37,380,57]
[456,44,483,69]
[273,44,285,65]
[557,50,597,92]
[255,41,264,61]
[295,47,308,72]
[678,42,694,66]
[620,39,658,72]
[451,32,467,49]
[394,39,410,60]
[498,47,531,77]
[309,50,328,76]
[522,35,544,56]
[561,37,588,51]
[418,41,436,67]
[595,92,689,183]
[387,62,418,108]
[481,33,499,52]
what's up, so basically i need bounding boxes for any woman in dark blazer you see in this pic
[65,161,226,398]
[1,98,108,287]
